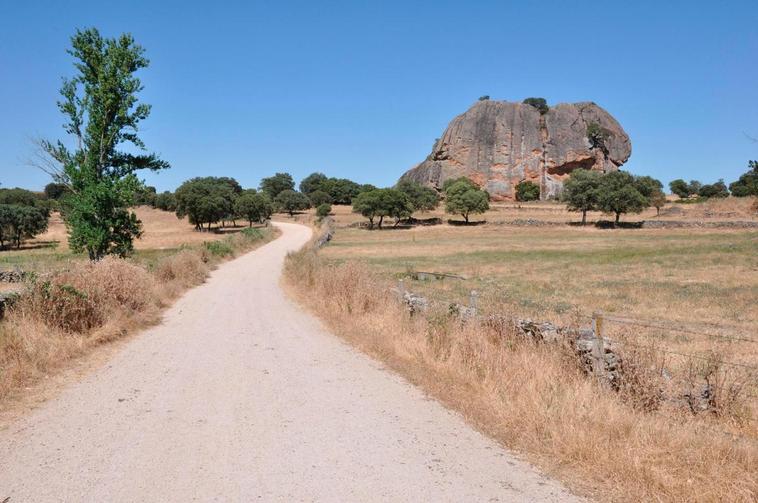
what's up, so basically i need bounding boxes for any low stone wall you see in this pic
[314,217,334,248]
[0,268,26,283]
[395,289,622,386]
[640,220,758,229]
[0,291,21,320]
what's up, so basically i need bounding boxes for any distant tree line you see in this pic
[133,171,377,232]
[668,161,757,200]
[352,177,489,228]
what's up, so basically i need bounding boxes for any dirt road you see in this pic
[0,222,579,502]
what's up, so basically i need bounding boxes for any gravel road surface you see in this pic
[0,222,580,502]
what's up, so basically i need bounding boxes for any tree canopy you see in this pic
[175,177,239,231]
[38,28,169,259]
[352,188,413,229]
[0,188,46,209]
[260,172,295,199]
[698,179,730,198]
[154,191,177,212]
[0,204,49,250]
[308,190,332,206]
[44,183,70,201]
[729,161,758,197]
[515,180,540,201]
[561,169,602,224]
[235,190,273,225]
[597,171,650,223]
[395,180,440,212]
[444,179,489,223]
[299,172,328,195]
[274,190,311,216]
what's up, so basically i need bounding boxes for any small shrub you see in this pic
[204,240,234,257]
[22,256,155,332]
[522,97,549,114]
[586,121,608,151]
[515,180,541,201]
[155,250,208,287]
[240,227,263,240]
[26,280,100,332]
[316,203,332,218]
[478,95,490,101]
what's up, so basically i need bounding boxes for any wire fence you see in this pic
[396,280,758,444]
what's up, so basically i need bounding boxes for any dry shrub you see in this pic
[155,249,208,287]
[21,256,155,333]
[682,354,756,421]
[0,316,85,399]
[284,252,758,502]
[617,344,668,412]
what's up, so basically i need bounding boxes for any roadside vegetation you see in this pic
[0,220,277,402]
[284,216,758,502]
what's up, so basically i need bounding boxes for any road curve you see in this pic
[0,222,579,502]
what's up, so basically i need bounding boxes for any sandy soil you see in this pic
[0,222,579,502]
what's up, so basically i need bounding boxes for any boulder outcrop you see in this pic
[400,100,631,200]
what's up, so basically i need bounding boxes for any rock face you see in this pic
[400,100,631,200]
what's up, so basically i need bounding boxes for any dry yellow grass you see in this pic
[317,201,758,416]
[284,246,758,502]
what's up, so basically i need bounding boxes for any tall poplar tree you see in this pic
[40,28,169,259]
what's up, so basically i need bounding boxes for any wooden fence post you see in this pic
[591,311,605,381]
[469,290,479,316]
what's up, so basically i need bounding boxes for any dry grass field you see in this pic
[320,199,758,346]
[284,197,758,502]
[0,206,231,273]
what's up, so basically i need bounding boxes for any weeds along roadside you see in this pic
[0,225,279,403]
[283,222,757,503]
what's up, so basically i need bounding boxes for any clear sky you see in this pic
[1,0,756,192]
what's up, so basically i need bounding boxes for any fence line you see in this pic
[393,281,758,370]
[602,337,758,372]
[601,313,758,344]
[390,282,758,445]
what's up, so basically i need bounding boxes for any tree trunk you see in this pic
[615,212,621,224]
[581,210,587,225]
[207,221,212,231]
[656,207,660,216]
[463,213,469,224]
[368,217,374,229]
[378,215,384,228]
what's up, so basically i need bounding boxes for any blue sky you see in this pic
[1,0,756,192]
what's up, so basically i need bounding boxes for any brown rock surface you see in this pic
[400,100,631,200]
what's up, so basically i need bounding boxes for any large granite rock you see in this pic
[400,100,631,200]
